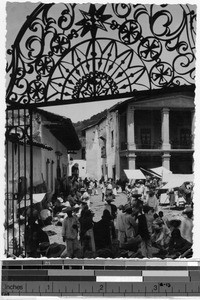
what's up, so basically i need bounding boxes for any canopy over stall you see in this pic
[161,174,194,190]
[124,169,146,180]
[19,193,50,208]
[150,167,172,179]
[140,167,161,178]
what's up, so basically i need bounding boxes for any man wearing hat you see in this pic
[167,228,192,258]
[129,193,142,207]
[124,204,138,241]
[72,163,79,179]
[180,207,193,243]
[62,207,80,258]
[66,190,78,207]
[104,194,117,220]
[137,205,154,258]
[80,188,90,208]
[135,180,146,198]
[179,181,193,206]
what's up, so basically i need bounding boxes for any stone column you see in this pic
[161,108,171,150]
[128,153,137,170]
[162,152,171,170]
[126,105,136,151]
[126,105,136,169]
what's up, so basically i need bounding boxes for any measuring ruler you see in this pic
[2,259,200,296]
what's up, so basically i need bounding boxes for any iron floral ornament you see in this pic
[6,3,196,107]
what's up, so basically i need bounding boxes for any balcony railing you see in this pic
[120,137,193,150]
[136,141,162,149]
[171,139,193,149]
[120,140,163,150]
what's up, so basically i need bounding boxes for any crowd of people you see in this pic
[23,175,193,260]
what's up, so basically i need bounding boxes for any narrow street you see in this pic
[44,188,186,247]
[90,189,183,222]
[90,189,127,222]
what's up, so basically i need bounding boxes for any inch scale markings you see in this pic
[2,281,200,296]
[2,260,200,296]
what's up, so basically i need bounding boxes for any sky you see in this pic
[44,99,125,123]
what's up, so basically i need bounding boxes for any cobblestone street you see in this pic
[44,188,185,247]
[90,189,127,222]
[90,189,183,222]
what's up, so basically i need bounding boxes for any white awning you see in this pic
[150,166,172,178]
[124,169,146,180]
[18,193,46,209]
[161,174,194,189]
[33,193,46,203]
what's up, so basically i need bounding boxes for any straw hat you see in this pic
[46,243,66,258]
[131,193,142,199]
[105,195,115,202]
[169,219,182,228]
[62,206,74,213]
[39,242,50,256]
[182,207,193,217]
[74,204,80,209]
[124,204,132,213]
[57,197,64,203]
[107,184,113,190]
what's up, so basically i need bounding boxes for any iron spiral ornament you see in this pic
[6,3,196,107]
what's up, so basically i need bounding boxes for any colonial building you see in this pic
[82,109,121,181]
[6,108,81,195]
[68,135,87,179]
[83,85,195,181]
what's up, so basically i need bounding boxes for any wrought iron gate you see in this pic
[5,3,196,257]
[6,3,196,107]
[5,108,33,256]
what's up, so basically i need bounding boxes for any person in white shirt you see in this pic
[115,205,126,247]
[147,190,158,212]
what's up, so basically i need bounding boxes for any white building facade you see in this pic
[84,86,195,182]
[6,109,81,194]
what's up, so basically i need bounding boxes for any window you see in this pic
[111,130,114,147]
[101,146,106,158]
[112,166,116,181]
[51,160,54,191]
[81,147,86,159]
[46,159,50,189]
[180,128,191,148]
[140,128,151,148]
[62,164,67,177]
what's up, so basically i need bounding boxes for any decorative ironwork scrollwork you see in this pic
[6,3,196,107]
[6,110,31,143]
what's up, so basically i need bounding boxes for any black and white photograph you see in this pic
[2,0,200,296]
[0,1,200,300]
